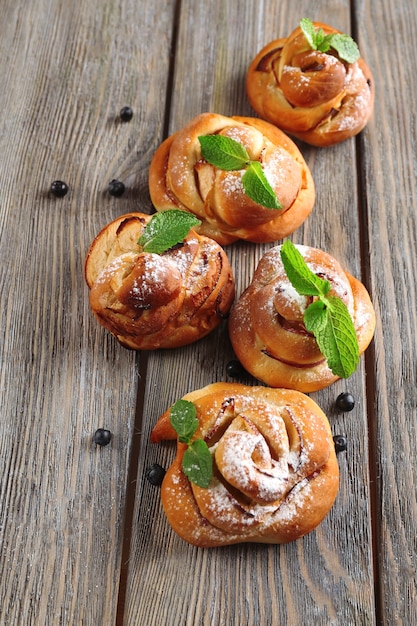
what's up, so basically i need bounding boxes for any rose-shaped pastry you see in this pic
[228,244,375,392]
[246,21,374,146]
[149,113,315,244]
[150,382,339,547]
[85,212,235,349]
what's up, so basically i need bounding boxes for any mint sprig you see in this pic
[300,18,360,64]
[137,210,201,254]
[169,399,213,488]
[280,240,360,378]
[198,135,249,170]
[198,135,281,210]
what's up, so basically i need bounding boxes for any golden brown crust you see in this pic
[151,382,339,547]
[246,23,374,147]
[85,213,235,349]
[228,244,376,392]
[148,113,315,244]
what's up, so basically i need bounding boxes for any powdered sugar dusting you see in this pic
[129,255,177,303]
[218,170,245,197]
[162,389,337,544]
[95,254,130,286]
[196,394,326,528]
[277,282,309,314]
[261,147,294,191]
[216,429,289,502]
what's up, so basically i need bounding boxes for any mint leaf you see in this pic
[138,210,201,254]
[280,240,360,379]
[280,239,330,296]
[169,398,213,488]
[198,135,250,170]
[318,33,335,53]
[300,18,360,64]
[314,27,327,50]
[330,33,360,63]
[303,299,328,332]
[306,296,359,378]
[182,439,213,488]
[300,17,317,49]
[198,134,281,210]
[169,399,198,444]
[242,162,282,210]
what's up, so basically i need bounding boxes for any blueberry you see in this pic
[50,180,69,198]
[93,428,112,446]
[108,179,126,197]
[333,435,348,453]
[120,106,133,122]
[145,463,166,486]
[226,360,246,378]
[335,392,355,412]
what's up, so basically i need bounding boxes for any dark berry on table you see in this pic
[108,179,126,197]
[226,360,246,378]
[335,392,355,412]
[120,106,133,122]
[333,435,348,453]
[145,463,166,486]
[50,180,69,197]
[93,428,112,446]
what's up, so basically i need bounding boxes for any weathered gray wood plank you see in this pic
[355,1,417,623]
[0,1,176,624]
[1,0,415,623]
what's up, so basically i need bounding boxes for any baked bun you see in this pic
[228,244,375,392]
[149,113,315,244]
[85,213,235,349]
[151,382,339,547]
[246,22,374,146]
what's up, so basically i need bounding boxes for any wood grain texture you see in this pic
[1,0,416,624]
[355,1,417,624]
[0,0,175,624]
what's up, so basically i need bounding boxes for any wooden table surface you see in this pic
[1,0,416,624]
